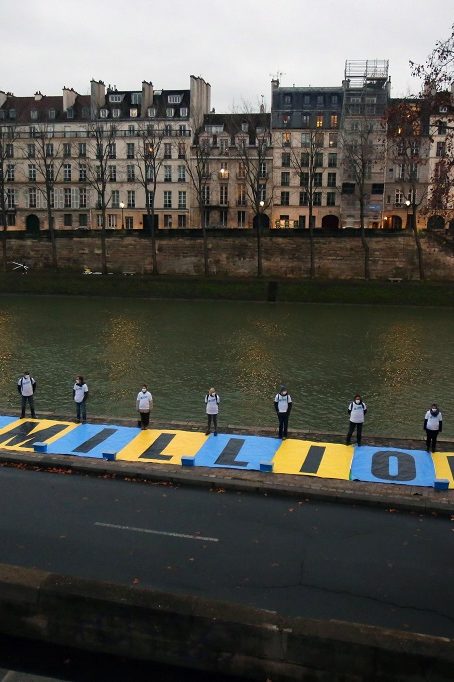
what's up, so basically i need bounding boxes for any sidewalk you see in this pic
[0,412,452,516]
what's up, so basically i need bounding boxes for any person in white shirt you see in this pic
[73,376,89,423]
[346,394,367,446]
[136,385,153,430]
[17,371,37,418]
[424,403,443,452]
[205,387,220,436]
[274,385,292,439]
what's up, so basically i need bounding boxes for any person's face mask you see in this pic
[355,399,361,404]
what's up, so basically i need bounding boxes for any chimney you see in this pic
[141,80,154,116]
[90,79,106,116]
[34,91,43,101]
[63,87,77,112]
[0,91,7,108]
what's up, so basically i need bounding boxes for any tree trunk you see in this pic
[412,209,425,280]
[201,207,209,276]
[256,213,263,277]
[360,201,370,280]
[148,205,158,275]
[47,205,58,270]
[100,209,107,275]
[2,224,7,272]
[308,205,315,279]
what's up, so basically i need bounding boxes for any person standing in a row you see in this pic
[424,403,442,453]
[18,371,37,419]
[73,376,89,423]
[346,394,367,446]
[205,387,220,436]
[137,384,153,430]
[274,385,292,439]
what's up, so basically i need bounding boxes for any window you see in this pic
[47,164,54,181]
[316,95,324,106]
[178,214,186,228]
[147,191,154,208]
[349,97,361,115]
[100,109,108,118]
[178,142,185,159]
[28,164,36,181]
[281,191,289,206]
[111,190,120,208]
[328,152,337,167]
[328,133,337,148]
[282,152,290,167]
[327,172,336,187]
[238,162,246,179]
[64,214,73,227]
[46,143,54,157]
[331,95,338,105]
[127,190,135,208]
[164,190,172,208]
[28,187,37,208]
[82,107,90,119]
[30,110,38,121]
[281,171,290,186]
[9,109,16,120]
[180,107,188,118]
[237,185,246,205]
[316,114,324,128]
[178,190,187,209]
[64,188,72,208]
[79,164,87,182]
[237,210,246,227]
[315,152,323,167]
[330,114,338,128]
[6,189,16,208]
[67,108,74,119]
[63,143,71,157]
[63,164,72,182]
[6,164,14,181]
[177,125,187,137]
[79,214,88,227]
[284,94,292,105]
[147,107,156,118]
[127,165,135,181]
[164,165,172,182]
[299,191,308,206]
[259,184,266,202]
[79,188,87,208]
[395,189,404,205]
[125,216,134,229]
[313,192,322,206]
[78,143,86,158]
[300,152,309,167]
[126,143,135,159]
[166,108,174,118]
[164,143,172,159]
[27,144,35,158]
[282,132,291,147]
[164,214,173,228]
[436,141,446,157]
[109,165,117,182]
[371,183,384,195]
[127,124,135,136]
[301,133,310,147]
[112,109,121,118]
[314,172,322,187]
[107,143,116,159]
[178,165,186,181]
[97,214,103,227]
[303,95,311,106]
[201,185,210,205]
[109,94,122,103]
[300,172,309,187]
[438,122,447,135]
[301,114,310,128]
[5,144,13,158]
[327,191,336,206]
[131,93,142,105]
[48,109,56,120]
[220,138,229,154]
[168,94,182,104]
[219,185,228,205]
[129,108,138,118]
[108,214,117,229]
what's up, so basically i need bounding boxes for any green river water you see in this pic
[0,295,452,440]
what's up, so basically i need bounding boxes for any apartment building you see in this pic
[271,81,343,229]
[426,89,454,232]
[0,75,210,231]
[194,112,272,228]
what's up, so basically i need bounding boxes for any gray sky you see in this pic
[2,0,452,110]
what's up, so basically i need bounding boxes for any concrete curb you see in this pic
[0,563,452,682]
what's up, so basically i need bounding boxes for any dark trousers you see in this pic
[347,421,363,446]
[76,401,87,422]
[21,395,36,418]
[277,411,289,438]
[139,411,150,429]
[207,414,218,433]
[425,429,439,452]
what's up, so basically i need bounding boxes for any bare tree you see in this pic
[340,118,385,279]
[288,130,324,278]
[135,122,166,274]
[0,125,18,271]
[85,122,118,275]
[25,124,65,269]
[410,24,454,92]
[234,112,272,276]
[387,100,430,280]
[185,129,212,276]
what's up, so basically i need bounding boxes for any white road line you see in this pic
[94,521,219,543]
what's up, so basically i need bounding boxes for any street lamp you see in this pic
[119,201,125,230]
[405,199,411,230]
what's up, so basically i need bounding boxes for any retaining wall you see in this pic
[0,563,452,681]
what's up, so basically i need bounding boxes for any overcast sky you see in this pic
[2,0,452,110]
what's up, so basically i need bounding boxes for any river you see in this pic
[0,295,452,440]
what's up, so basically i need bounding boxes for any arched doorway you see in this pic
[427,215,445,231]
[391,215,402,230]
[25,214,40,234]
[321,215,339,230]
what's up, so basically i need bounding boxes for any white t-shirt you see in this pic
[205,393,220,415]
[137,391,153,411]
[425,410,442,431]
[349,401,367,423]
[18,375,35,397]
[275,393,292,413]
[73,382,88,403]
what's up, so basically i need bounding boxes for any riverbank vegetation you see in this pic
[0,273,453,306]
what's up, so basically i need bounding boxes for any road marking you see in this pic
[94,521,219,543]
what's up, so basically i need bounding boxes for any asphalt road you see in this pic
[0,467,453,638]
